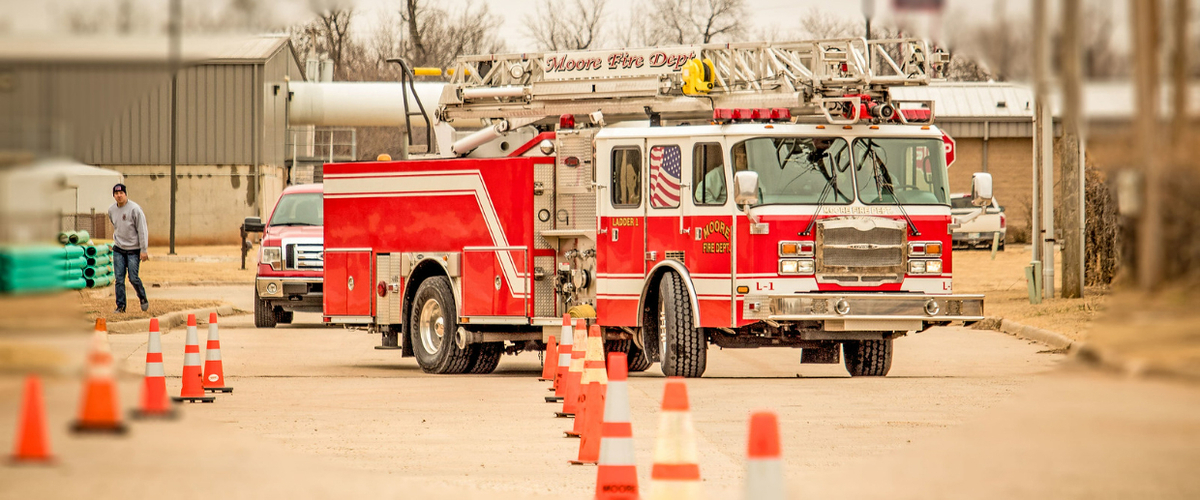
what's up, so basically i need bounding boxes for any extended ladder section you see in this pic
[437,38,948,125]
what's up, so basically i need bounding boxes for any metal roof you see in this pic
[0,34,291,65]
[890,82,1035,121]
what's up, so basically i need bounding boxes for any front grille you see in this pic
[817,217,906,284]
[286,243,324,271]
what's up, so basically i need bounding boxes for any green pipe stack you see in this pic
[1,241,115,294]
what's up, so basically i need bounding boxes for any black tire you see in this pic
[658,272,707,378]
[408,277,472,374]
[606,338,652,373]
[254,296,276,328]
[843,339,893,377]
[274,308,294,324]
[466,342,503,374]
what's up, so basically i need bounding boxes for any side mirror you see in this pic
[243,216,265,233]
[733,171,759,206]
[970,172,993,207]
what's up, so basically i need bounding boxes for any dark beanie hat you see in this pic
[113,183,127,194]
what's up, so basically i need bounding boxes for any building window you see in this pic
[692,143,726,205]
[611,147,642,208]
[649,145,682,209]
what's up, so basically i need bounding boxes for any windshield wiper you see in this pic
[801,150,839,237]
[861,140,921,237]
[271,222,320,226]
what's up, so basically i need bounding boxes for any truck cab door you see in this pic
[596,139,646,326]
[687,142,734,327]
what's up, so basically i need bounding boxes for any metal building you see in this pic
[0,35,304,245]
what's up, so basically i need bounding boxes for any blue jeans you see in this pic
[113,248,147,310]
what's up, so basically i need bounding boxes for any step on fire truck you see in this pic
[321,38,992,377]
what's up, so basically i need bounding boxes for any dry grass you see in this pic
[76,287,221,322]
[953,247,1110,341]
[85,242,257,286]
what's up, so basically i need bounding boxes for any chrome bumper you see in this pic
[743,293,985,330]
[256,277,322,299]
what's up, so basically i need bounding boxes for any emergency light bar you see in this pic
[712,108,792,124]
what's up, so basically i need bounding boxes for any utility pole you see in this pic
[1060,0,1084,298]
[1032,0,1054,298]
[1171,0,1189,165]
[1132,0,1162,291]
[168,0,180,256]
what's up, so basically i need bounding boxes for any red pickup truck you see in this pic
[243,183,324,327]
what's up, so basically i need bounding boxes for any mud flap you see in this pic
[801,344,841,364]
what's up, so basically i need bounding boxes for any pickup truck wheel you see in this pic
[658,272,707,378]
[409,276,472,374]
[274,309,293,324]
[466,342,503,374]
[254,296,276,328]
[843,339,893,377]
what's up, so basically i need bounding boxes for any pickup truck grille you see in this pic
[816,217,906,285]
[286,243,324,271]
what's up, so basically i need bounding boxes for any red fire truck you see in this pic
[322,38,990,376]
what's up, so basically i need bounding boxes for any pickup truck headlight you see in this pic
[262,246,282,271]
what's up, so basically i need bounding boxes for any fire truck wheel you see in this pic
[254,297,276,328]
[409,276,472,374]
[466,343,503,374]
[606,339,651,372]
[658,272,707,378]
[274,309,293,324]
[842,339,893,377]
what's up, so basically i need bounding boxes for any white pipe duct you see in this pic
[288,82,447,127]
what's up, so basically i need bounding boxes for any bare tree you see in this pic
[310,1,353,78]
[798,7,862,39]
[523,0,607,51]
[399,0,504,68]
[646,0,747,45]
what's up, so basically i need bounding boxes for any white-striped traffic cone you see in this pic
[173,314,214,403]
[555,318,587,418]
[595,352,638,500]
[745,410,785,500]
[649,378,702,500]
[202,313,233,393]
[131,318,176,419]
[546,314,573,403]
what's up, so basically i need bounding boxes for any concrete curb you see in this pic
[996,318,1076,351]
[108,304,235,334]
[149,281,253,287]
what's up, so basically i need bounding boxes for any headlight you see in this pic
[262,247,282,271]
[779,259,815,275]
[908,259,943,275]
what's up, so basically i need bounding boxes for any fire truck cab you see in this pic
[320,38,989,376]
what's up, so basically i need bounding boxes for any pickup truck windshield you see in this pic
[268,192,323,226]
[732,137,853,206]
[853,138,949,205]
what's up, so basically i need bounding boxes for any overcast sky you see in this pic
[1,0,1125,54]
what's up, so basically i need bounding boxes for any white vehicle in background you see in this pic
[951,193,1006,250]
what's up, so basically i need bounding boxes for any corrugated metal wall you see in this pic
[0,61,265,166]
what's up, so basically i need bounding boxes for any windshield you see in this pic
[853,138,950,205]
[268,192,323,226]
[732,137,853,206]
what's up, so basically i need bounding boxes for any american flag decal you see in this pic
[650,145,682,208]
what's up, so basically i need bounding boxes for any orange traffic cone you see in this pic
[555,318,587,418]
[548,314,574,402]
[540,334,558,382]
[11,375,53,463]
[568,324,607,438]
[202,313,233,393]
[745,411,785,500]
[71,318,127,433]
[570,326,609,464]
[595,352,638,499]
[131,318,176,419]
[648,378,702,500]
[172,314,214,403]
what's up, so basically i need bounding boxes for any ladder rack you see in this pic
[438,38,947,125]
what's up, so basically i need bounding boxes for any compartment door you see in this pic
[462,246,528,318]
[324,249,372,317]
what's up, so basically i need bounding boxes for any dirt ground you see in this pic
[953,246,1108,341]
[1082,283,1200,379]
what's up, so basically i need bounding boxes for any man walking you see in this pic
[108,183,149,313]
